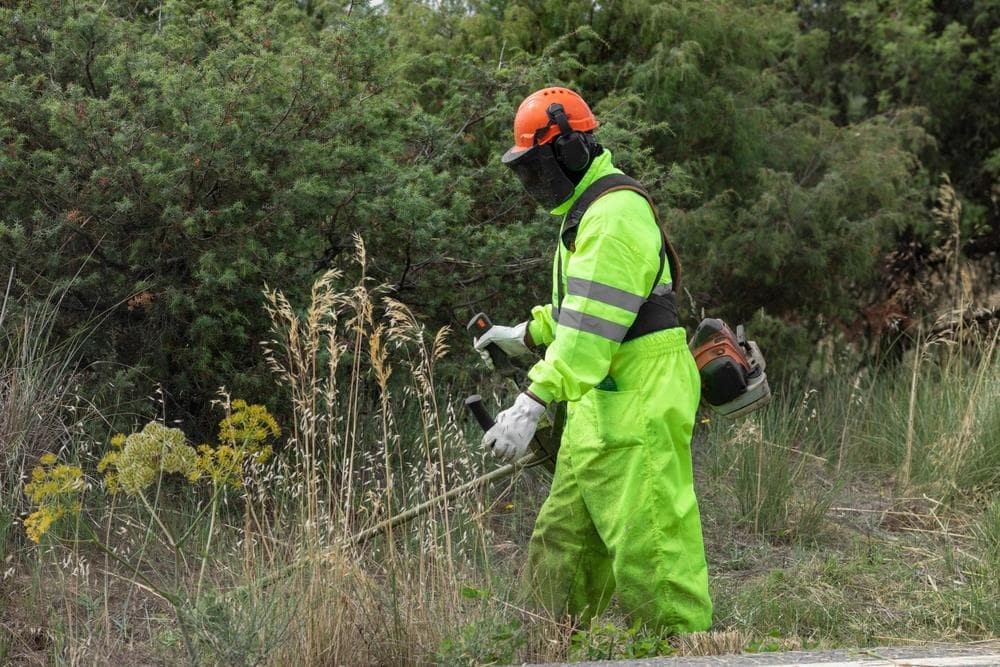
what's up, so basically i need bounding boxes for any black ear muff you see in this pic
[546,103,590,172]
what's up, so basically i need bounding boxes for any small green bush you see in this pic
[436,616,527,666]
[568,621,675,661]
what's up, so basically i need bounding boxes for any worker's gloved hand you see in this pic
[483,392,546,462]
[473,321,530,369]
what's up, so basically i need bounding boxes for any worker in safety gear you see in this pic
[475,87,712,633]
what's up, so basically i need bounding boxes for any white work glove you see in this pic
[482,392,546,462]
[473,321,531,368]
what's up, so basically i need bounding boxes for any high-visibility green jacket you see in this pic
[527,149,671,404]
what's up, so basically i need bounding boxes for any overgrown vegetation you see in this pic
[3,0,998,426]
[2,0,998,663]
[2,246,998,664]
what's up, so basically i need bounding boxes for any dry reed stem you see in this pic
[257,236,487,662]
[901,329,924,492]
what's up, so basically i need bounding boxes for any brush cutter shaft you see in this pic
[351,451,542,546]
[351,394,552,546]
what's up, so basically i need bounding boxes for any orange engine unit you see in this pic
[689,318,771,418]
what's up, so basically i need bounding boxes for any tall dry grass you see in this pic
[1,273,92,551]
[254,235,511,664]
[8,238,581,665]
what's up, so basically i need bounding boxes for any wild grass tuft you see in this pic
[1,284,83,520]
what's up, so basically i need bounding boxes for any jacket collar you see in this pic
[549,149,618,217]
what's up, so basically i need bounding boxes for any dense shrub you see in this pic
[2,0,997,428]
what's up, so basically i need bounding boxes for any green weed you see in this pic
[436,616,527,666]
[567,621,675,662]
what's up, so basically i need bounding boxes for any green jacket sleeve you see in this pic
[527,191,665,404]
[528,304,557,347]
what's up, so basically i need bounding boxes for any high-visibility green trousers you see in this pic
[525,327,712,632]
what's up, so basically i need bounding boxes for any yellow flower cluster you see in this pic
[218,399,280,463]
[98,401,279,494]
[22,401,280,544]
[190,401,278,487]
[97,433,126,494]
[99,422,198,495]
[192,444,246,488]
[23,456,84,543]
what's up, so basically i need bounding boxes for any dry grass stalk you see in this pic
[901,329,925,493]
[673,630,750,656]
[257,235,492,662]
[941,324,1000,491]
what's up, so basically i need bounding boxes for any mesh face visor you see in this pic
[502,143,576,210]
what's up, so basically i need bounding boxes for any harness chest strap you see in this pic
[555,174,681,342]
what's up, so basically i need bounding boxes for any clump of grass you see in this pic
[949,496,1000,635]
[254,235,523,663]
[701,387,836,543]
[1,276,86,535]
[975,496,1000,565]
[713,536,970,647]
[842,325,1000,501]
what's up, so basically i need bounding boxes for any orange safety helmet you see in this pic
[502,87,599,163]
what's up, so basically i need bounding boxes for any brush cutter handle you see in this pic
[465,394,496,431]
[467,312,520,377]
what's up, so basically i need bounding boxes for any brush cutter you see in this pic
[470,309,771,421]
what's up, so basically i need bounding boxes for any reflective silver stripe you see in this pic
[566,277,645,313]
[558,307,629,342]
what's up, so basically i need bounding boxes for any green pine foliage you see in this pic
[2,0,997,427]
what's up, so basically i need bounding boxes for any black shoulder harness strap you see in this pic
[561,173,682,294]
[556,174,683,342]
